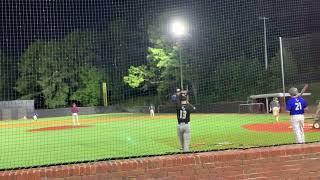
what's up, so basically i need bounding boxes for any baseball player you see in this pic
[179,90,189,104]
[71,103,80,126]
[33,112,38,121]
[315,102,320,117]
[176,96,195,152]
[270,97,280,122]
[149,104,155,117]
[286,87,308,144]
[171,88,181,103]
[312,102,320,124]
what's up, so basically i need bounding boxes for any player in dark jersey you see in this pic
[286,87,308,144]
[176,100,195,152]
[179,90,188,103]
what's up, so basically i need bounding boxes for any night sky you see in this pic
[0,0,318,56]
[0,1,126,55]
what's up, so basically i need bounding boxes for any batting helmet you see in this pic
[171,94,177,102]
[288,87,299,96]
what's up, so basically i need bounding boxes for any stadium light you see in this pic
[170,19,188,90]
[171,20,187,37]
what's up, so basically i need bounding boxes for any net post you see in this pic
[279,37,286,109]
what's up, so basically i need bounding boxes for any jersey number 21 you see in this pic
[295,102,302,110]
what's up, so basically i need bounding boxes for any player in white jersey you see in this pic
[270,97,280,122]
[149,104,155,117]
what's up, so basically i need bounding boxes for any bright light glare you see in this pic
[171,20,187,37]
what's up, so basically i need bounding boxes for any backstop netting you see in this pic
[0,0,319,170]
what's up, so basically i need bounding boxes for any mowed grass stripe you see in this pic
[0,114,176,128]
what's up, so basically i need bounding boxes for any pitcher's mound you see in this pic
[28,125,91,132]
[242,122,317,133]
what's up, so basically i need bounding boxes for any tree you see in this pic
[71,67,104,106]
[16,32,104,108]
[123,25,180,98]
[37,70,70,108]
[16,41,52,101]
[202,56,268,103]
[123,65,149,88]
[267,48,299,91]
[0,51,16,101]
[94,18,147,104]
[16,40,71,107]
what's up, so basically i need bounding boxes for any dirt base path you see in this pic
[242,122,319,133]
[28,125,91,132]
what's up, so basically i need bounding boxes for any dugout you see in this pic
[249,93,312,113]
[0,100,34,120]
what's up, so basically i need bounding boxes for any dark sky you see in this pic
[0,0,319,56]
[0,0,145,55]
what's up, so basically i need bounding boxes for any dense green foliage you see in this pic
[123,26,180,97]
[0,51,17,100]
[70,67,104,106]
[15,33,104,108]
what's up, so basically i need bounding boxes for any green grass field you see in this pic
[1,113,320,170]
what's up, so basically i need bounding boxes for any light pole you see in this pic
[259,17,269,70]
[171,20,187,90]
[178,45,183,90]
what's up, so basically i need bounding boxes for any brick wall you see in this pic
[1,143,320,179]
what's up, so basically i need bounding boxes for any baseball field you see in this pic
[1,112,320,170]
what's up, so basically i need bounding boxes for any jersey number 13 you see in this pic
[180,109,187,119]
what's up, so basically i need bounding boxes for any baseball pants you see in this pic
[72,113,80,125]
[150,110,155,117]
[177,122,191,152]
[290,114,305,144]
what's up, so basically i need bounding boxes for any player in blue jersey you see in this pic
[286,87,309,144]
[171,88,181,103]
